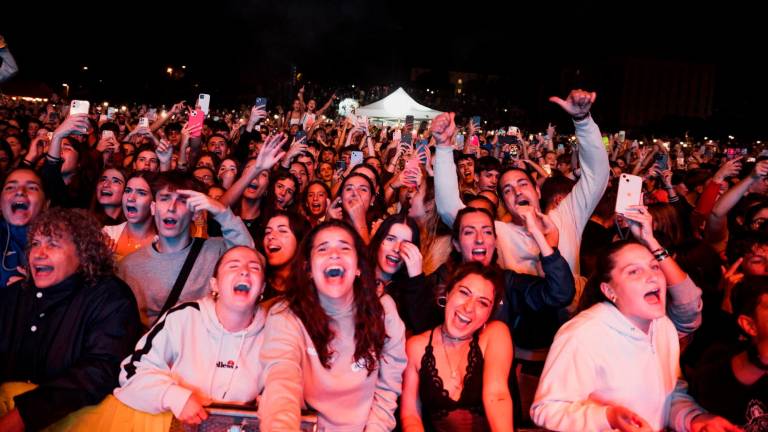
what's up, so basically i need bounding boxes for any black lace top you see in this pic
[418,328,488,431]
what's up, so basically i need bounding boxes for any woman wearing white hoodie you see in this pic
[113,245,269,425]
[531,206,739,432]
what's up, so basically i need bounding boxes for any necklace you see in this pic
[440,326,469,387]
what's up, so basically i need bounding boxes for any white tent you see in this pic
[355,87,442,121]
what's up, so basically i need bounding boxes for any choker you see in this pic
[441,325,472,342]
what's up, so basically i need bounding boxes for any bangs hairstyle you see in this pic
[285,220,386,375]
[444,261,504,316]
[27,208,114,287]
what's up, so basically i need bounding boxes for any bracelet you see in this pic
[652,248,670,262]
[572,112,590,122]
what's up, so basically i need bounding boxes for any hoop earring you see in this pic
[437,296,447,308]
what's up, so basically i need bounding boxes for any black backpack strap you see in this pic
[158,237,205,319]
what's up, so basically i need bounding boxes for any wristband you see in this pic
[572,112,590,122]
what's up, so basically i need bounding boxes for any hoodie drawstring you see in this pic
[208,335,225,399]
[221,332,247,400]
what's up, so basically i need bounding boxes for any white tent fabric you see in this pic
[355,87,442,120]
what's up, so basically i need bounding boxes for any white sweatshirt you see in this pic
[434,116,609,277]
[258,294,407,432]
[530,302,707,432]
[114,296,267,418]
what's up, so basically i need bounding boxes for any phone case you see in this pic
[350,151,364,168]
[139,117,149,128]
[188,109,205,138]
[198,94,211,114]
[254,97,267,108]
[70,100,90,116]
[616,174,643,214]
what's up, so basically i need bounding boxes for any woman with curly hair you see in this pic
[0,208,141,432]
[258,220,407,431]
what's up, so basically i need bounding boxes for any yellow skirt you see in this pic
[0,382,173,432]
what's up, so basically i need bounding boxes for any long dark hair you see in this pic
[285,220,386,374]
[368,213,421,282]
[448,206,498,268]
[577,240,639,312]
[337,173,379,227]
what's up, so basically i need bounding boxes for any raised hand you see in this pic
[252,133,287,175]
[53,114,89,139]
[399,241,423,277]
[431,112,456,146]
[177,189,227,217]
[549,89,597,119]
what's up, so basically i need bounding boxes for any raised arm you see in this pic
[431,113,466,226]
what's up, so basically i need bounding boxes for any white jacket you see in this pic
[530,302,707,431]
[434,116,609,277]
[114,296,266,418]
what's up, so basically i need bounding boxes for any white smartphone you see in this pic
[618,130,626,143]
[198,93,211,115]
[107,107,118,120]
[350,151,364,168]
[139,117,150,128]
[616,173,643,214]
[70,100,90,116]
[455,133,465,150]
[102,130,115,139]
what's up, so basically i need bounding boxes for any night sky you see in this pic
[1,1,764,133]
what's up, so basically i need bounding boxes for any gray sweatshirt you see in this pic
[117,208,254,327]
[258,294,407,432]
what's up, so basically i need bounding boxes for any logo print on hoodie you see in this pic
[216,360,238,369]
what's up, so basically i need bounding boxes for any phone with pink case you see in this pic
[187,109,205,138]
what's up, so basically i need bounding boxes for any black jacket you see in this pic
[405,249,575,349]
[0,274,141,431]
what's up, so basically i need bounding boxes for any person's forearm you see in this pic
[694,179,722,216]
[216,208,255,247]
[316,96,334,116]
[484,393,514,432]
[0,47,19,81]
[711,176,755,218]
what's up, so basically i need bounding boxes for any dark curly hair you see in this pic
[285,219,386,375]
[27,208,115,287]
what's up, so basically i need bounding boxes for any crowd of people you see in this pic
[0,80,764,432]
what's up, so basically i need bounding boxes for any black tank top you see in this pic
[418,328,488,431]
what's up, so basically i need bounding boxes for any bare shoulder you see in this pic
[479,321,512,348]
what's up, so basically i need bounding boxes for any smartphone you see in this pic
[254,97,267,109]
[138,117,150,128]
[748,157,757,163]
[471,116,481,127]
[602,135,611,150]
[187,109,205,138]
[455,133,465,149]
[335,160,346,171]
[102,130,115,140]
[618,130,626,143]
[616,173,643,214]
[70,100,90,116]
[416,139,429,165]
[654,153,669,171]
[198,93,211,115]
[403,157,421,187]
[295,130,307,142]
[107,107,117,120]
[402,115,414,144]
[350,151,364,168]
[508,126,519,135]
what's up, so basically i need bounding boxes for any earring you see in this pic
[437,296,447,308]
[211,290,219,301]
[257,293,264,303]
[610,295,617,303]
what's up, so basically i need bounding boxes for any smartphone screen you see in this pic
[254,97,267,108]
